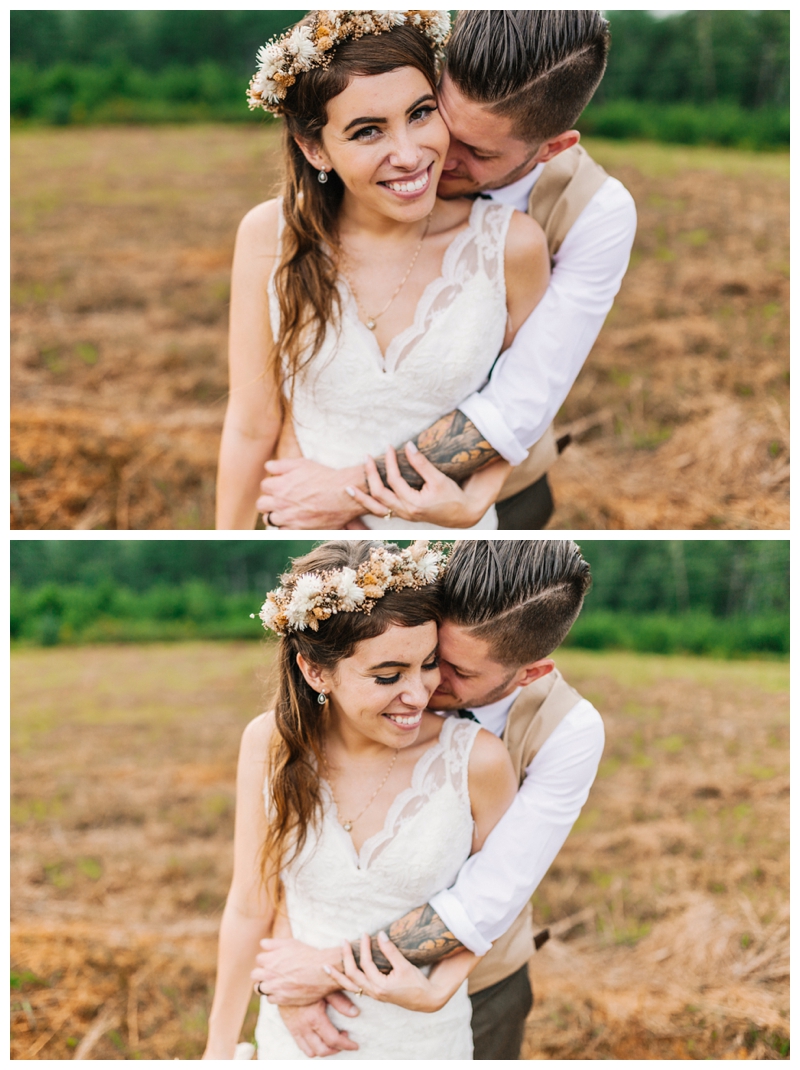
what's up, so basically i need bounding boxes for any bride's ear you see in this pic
[296,651,331,694]
[294,135,331,174]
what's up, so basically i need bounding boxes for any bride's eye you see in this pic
[350,125,381,141]
[374,672,401,685]
[410,105,436,123]
[422,656,440,672]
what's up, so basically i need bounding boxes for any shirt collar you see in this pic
[466,687,522,737]
[484,163,545,211]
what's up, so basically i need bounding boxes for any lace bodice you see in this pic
[255,716,481,1060]
[267,199,515,531]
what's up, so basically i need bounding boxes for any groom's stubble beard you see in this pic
[428,664,521,712]
[437,145,542,201]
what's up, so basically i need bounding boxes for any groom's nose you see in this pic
[442,141,467,175]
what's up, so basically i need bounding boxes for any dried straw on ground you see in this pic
[10,129,789,529]
[11,645,789,1058]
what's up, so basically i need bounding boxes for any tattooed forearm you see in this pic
[351,903,464,973]
[374,410,500,490]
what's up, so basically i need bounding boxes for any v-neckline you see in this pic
[323,716,454,871]
[341,199,483,374]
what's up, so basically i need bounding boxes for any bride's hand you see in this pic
[323,933,475,1014]
[346,444,509,528]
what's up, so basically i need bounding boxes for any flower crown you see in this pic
[253,541,448,635]
[248,10,451,115]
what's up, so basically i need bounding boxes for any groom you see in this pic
[256,10,637,529]
[252,541,605,1059]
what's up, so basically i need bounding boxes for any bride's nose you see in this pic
[387,128,422,171]
[400,671,433,709]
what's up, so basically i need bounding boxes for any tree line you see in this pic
[10,10,789,148]
[10,540,789,657]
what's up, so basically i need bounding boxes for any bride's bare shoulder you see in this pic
[239,709,277,758]
[235,197,282,258]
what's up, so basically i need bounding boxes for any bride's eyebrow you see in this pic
[368,660,411,670]
[343,93,436,133]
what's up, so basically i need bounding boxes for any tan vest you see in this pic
[467,668,584,994]
[497,144,609,503]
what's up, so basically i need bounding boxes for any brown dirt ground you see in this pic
[10,643,789,1059]
[10,128,789,530]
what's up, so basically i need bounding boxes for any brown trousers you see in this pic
[469,964,533,1060]
[495,474,554,530]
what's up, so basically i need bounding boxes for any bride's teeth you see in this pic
[386,173,428,193]
[387,712,422,725]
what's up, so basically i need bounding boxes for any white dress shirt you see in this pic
[429,689,605,954]
[458,163,638,463]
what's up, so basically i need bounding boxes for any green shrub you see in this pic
[565,610,788,659]
[580,99,789,149]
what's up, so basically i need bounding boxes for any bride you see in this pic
[202,541,516,1059]
[215,10,550,531]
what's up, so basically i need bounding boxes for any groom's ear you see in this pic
[294,135,331,173]
[533,130,581,166]
[517,658,555,688]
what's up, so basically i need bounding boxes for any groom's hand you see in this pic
[278,997,360,1057]
[252,937,343,1004]
[256,459,366,528]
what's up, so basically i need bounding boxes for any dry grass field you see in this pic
[10,126,789,530]
[10,643,788,1059]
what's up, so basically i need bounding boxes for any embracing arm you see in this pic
[203,714,276,1059]
[360,701,605,973]
[216,200,283,530]
[459,178,638,462]
[353,726,518,970]
[371,210,550,491]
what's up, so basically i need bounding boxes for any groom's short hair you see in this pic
[442,541,591,666]
[446,10,610,144]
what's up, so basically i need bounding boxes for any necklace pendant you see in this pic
[343,821,353,832]
[366,319,376,331]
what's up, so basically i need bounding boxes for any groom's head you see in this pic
[437,11,610,199]
[430,541,591,711]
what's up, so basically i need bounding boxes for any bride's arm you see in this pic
[216,201,284,530]
[203,713,277,1059]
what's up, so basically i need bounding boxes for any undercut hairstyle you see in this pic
[445,10,610,144]
[443,540,591,667]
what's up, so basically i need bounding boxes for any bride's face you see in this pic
[318,621,440,749]
[304,66,449,223]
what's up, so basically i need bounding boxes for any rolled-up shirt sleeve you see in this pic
[429,699,605,954]
[459,177,637,462]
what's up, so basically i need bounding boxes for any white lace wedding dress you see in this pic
[254,716,481,1059]
[268,199,515,530]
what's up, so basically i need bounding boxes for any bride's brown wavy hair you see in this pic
[262,541,442,885]
[271,20,438,403]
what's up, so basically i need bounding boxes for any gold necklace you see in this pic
[322,747,399,832]
[338,212,433,331]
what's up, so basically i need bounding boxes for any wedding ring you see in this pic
[266,512,279,529]
[355,987,363,997]
[256,982,269,996]
[384,509,393,520]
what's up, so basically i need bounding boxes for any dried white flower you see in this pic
[286,25,316,66]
